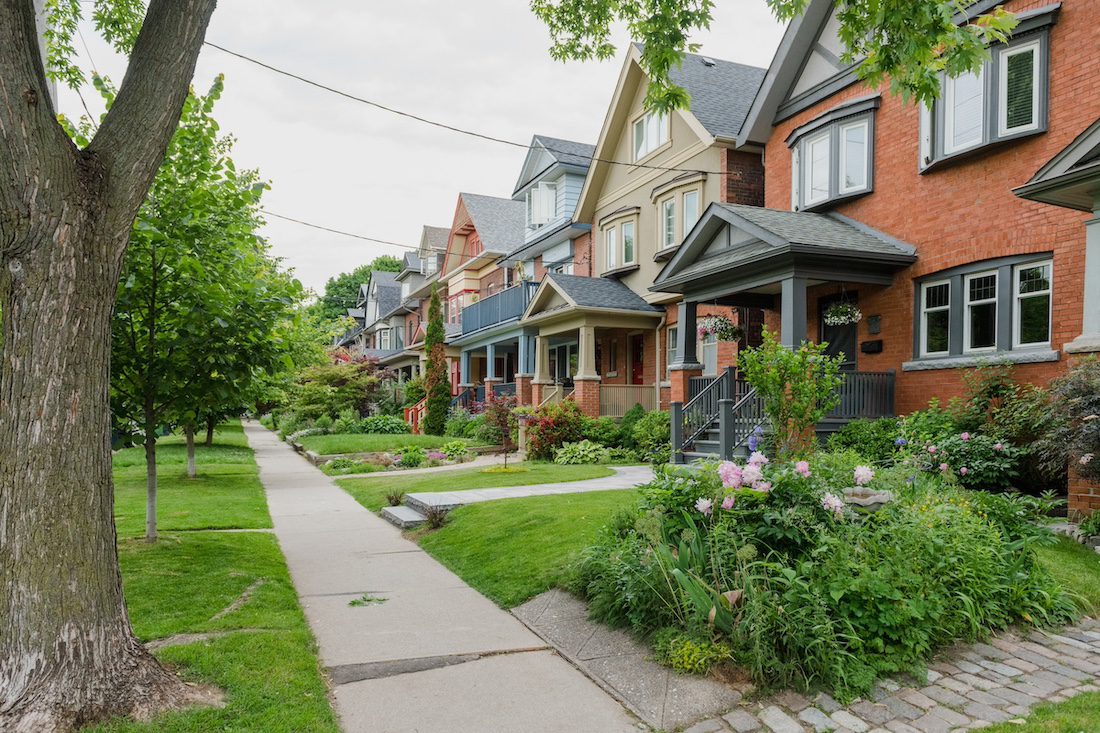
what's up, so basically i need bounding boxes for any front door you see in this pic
[630,334,645,384]
[819,295,857,370]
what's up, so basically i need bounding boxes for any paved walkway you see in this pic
[517,591,1100,733]
[403,465,653,512]
[333,451,513,479]
[241,421,641,733]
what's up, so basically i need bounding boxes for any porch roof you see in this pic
[651,203,916,295]
[1014,117,1100,211]
[521,272,662,331]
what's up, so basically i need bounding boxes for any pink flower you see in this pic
[795,460,811,478]
[695,498,713,516]
[853,465,874,486]
[939,462,949,473]
[721,495,736,511]
[959,466,969,475]
[741,464,764,485]
[927,445,938,454]
[960,432,971,441]
[993,442,1004,451]
[1080,453,1094,466]
[752,480,772,493]
[748,451,769,466]
[718,461,743,488]
[821,492,845,518]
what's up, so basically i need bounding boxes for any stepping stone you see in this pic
[380,505,426,529]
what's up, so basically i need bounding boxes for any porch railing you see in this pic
[674,367,741,454]
[599,384,656,417]
[461,281,539,334]
[492,382,517,398]
[539,385,564,407]
[827,370,896,419]
[451,388,474,411]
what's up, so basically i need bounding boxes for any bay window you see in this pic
[604,227,618,270]
[964,271,998,352]
[601,214,638,273]
[1014,261,1052,347]
[683,190,700,235]
[622,221,635,265]
[920,281,951,357]
[661,198,676,249]
[788,100,875,211]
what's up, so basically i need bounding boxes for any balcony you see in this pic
[461,281,538,335]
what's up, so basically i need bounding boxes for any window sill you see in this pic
[902,348,1059,372]
[920,128,1045,174]
[601,264,640,279]
[797,188,872,213]
[654,245,680,262]
[633,140,673,167]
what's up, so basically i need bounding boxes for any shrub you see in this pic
[322,458,381,476]
[1037,357,1100,483]
[900,399,959,447]
[607,447,642,464]
[445,407,474,438]
[618,404,647,450]
[331,407,362,435]
[441,440,471,462]
[583,416,622,447]
[1079,512,1100,537]
[526,400,587,460]
[397,445,427,468]
[361,414,410,434]
[288,359,391,421]
[314,415,334,432]
[633,410,671,464]
[827,417,902,464]
[652,628,733,675]
[555,440,610,465]
[385,490,406,507]
[402,376,426,406]
[462,414,487,440]
[912,432,1021,491]
[737,328,843,456]
[423,505,449,529]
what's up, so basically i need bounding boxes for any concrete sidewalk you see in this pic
[242,421,641,733]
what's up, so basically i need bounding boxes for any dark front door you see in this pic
[820,296,857,370]
[630,334,645,384]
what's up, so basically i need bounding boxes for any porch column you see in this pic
[531,335,551,405]
[780,276,808,349]
[669,300,703,404]
[1067,202,1100,353]
[515,334,534,406]
[459,349,472,387]
[574,325,601,417]
[484,342,501,398]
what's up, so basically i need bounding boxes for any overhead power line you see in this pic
[203,41,725,177]
[261,210,420,250]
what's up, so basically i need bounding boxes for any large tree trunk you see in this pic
[0,2,218,729]
[143,402,158,543]
[184,424,197,479]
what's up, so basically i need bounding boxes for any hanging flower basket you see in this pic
[697,315,744,342]
[823,302,862,327]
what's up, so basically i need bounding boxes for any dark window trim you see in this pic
[601,263,640,279]
[910,253,1054,361]
[786,95,881,147]
[791,109,876,212]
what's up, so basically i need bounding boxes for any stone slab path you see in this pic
[242,421,642,733]
[517,588,1100,733]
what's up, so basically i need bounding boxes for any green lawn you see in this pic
[93,422,338,732]
[416,489,638,607]
[983,692,1100,733]
[1037,537,1100,615]
[297,432,478,456]
[337,461,615,512]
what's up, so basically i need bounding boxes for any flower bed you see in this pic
[572,450,1074,699]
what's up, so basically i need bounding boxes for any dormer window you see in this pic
[633,110,669,161]
[526,181,558,229]
[789,103,875,211]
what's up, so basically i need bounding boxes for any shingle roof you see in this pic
[370,270,401,321]
[715,204,915,256]
[532,135,596,168]
[635,45,766,140]
[546,272,662,313]
[422,225,450,252]
[461,193,525,254]
[402,252,423,272]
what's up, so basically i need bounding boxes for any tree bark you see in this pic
[205,415,216,446]
[0,1,219,729]
[143,402,158,543]
[184,425,197,479]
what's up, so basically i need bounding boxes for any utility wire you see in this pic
[261,210,420,250]
[203,41,725,177]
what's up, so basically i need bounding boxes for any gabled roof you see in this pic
[514,135,596,194]
[421,225,450,252]
[655,45,767,141]
[1014,117,1100,211]
[653,203,915,291]
[346,307,365,320]
[524,272,662,320]
[461,193,525,254]
[401,252,423,274]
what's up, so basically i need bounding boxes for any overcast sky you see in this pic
[58,1,786,294]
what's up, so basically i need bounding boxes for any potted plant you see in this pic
[696,315,744,342]
[823,301,862,327]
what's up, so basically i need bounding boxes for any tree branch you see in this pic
[89,0,216,231]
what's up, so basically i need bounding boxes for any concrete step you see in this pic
[404,492,465,515]
[380,504,427,529]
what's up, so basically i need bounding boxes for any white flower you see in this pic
[853,465,875,486]
[1080,453,1094,466]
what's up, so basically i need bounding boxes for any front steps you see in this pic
[380,504,427,529]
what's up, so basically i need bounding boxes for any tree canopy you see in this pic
[314,255,402,322]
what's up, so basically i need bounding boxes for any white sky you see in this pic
[58,1,786,294]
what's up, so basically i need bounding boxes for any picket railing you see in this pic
[599,384,656,417]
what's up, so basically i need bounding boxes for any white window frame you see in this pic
[379,329,391,350]
[621,220,636,265]
[963,270,999,354]
[802,130,831,206]
[699,333,718,376]
[526,181,558,228]
[604,227,618,270]
[790,147,801,209]
[660,197,676,249]
[665,326,677,379]
[839,119,869,194]
[920,280,951,357]
[998,40,1041,136]
[633,111,669,161]
[943,67,985,155]
[1013,259,1052,348]
[682,189,700,236]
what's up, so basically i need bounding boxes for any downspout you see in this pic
[654,312,666,410]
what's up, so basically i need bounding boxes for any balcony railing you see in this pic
[599,384,657,417]
[826,370,896,420]
[461,281,539,334]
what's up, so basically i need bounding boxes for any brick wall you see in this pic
[722,149,765,206]
[479,268,505,298]
[1068,471,1100,517]
[761,0,1098,415]
[573,232,593,277]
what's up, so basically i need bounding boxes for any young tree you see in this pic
[422,283,450,435]
[483,394,518,468]
[0,2,218,728]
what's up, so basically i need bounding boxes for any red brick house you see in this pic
[653,0,1100,509]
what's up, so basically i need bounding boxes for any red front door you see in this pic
[630,334,645,384]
